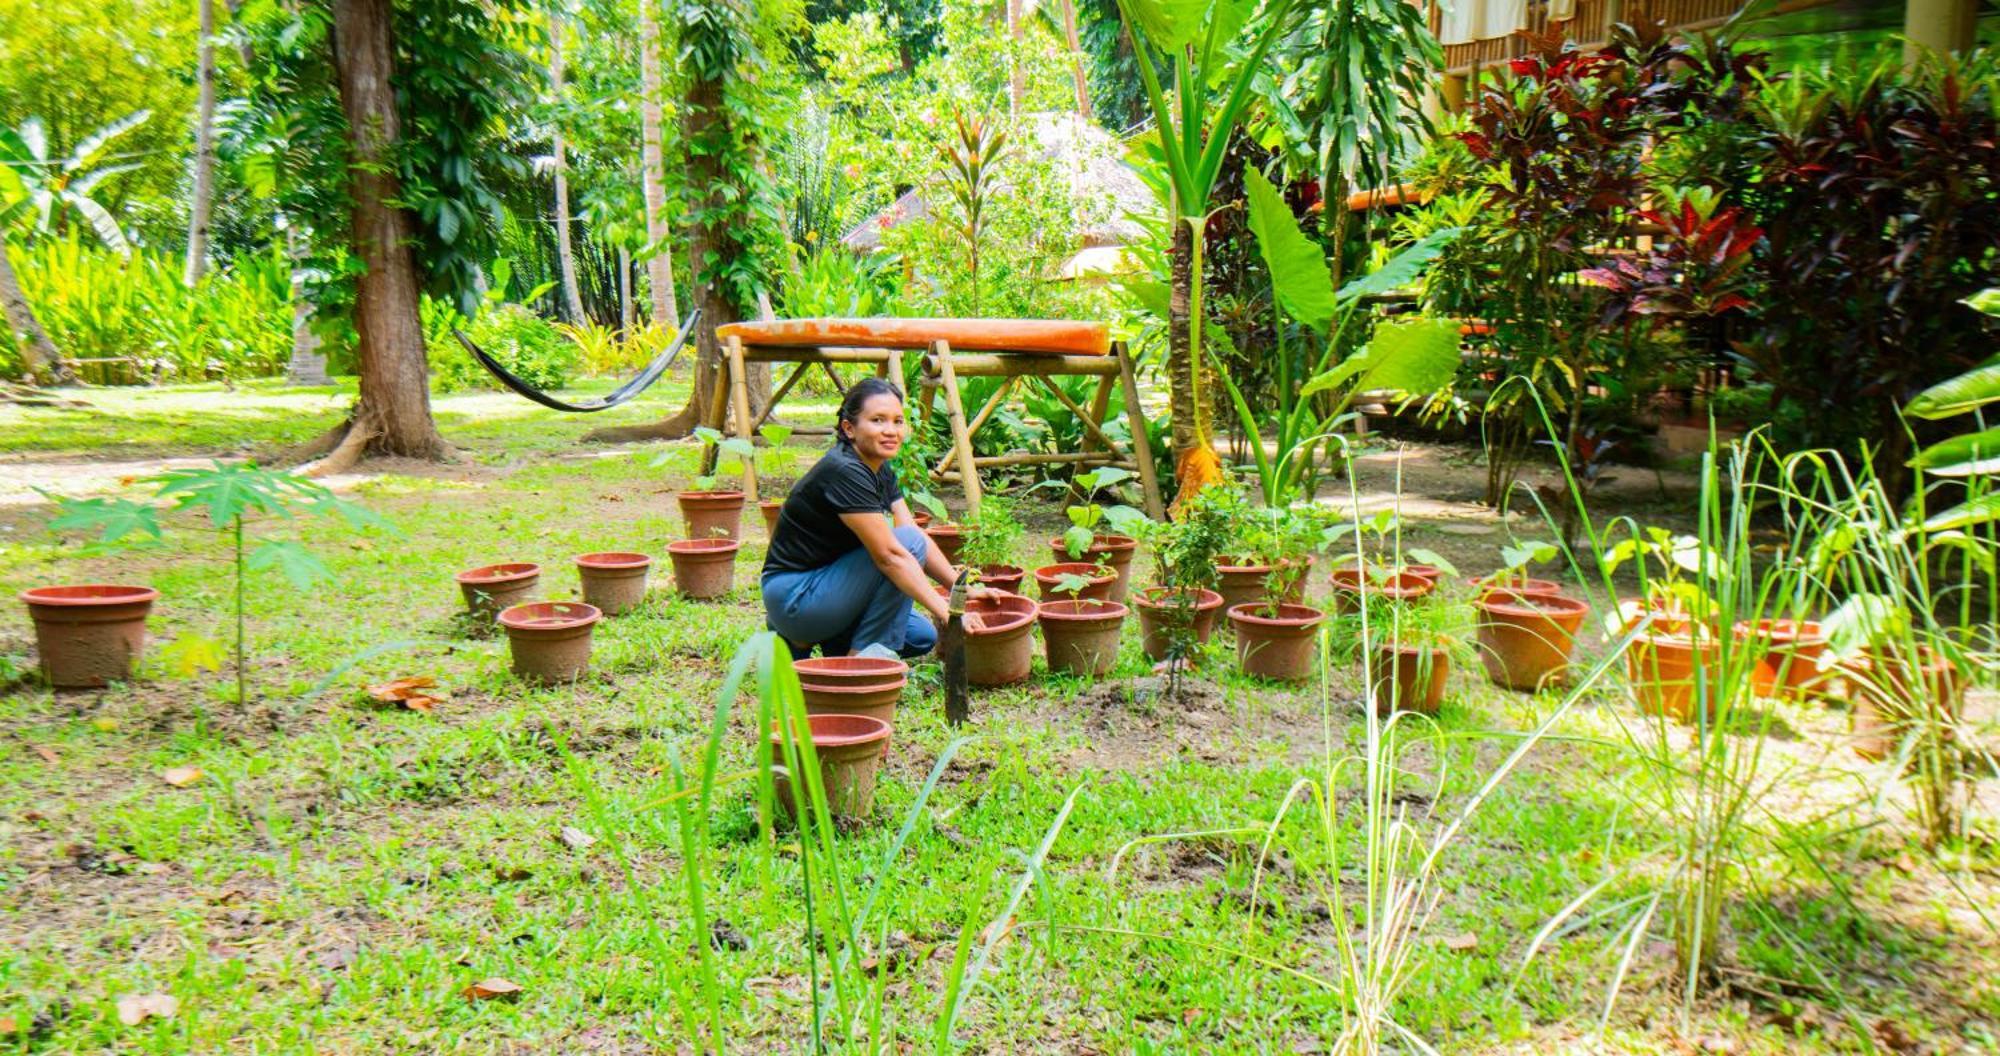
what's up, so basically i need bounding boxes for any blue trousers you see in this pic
[762,524,939,659]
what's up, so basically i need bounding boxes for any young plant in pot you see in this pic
[1037,594,1129,677]
[1604,527,1721,723]
[661,426,761,541]
[1130,485,1233,679]
[39,463,389,709]
[1473,540,1566,600]
[1368,597,1473,718]
[1471,542,1591,692]
[910,492,970,562]
[1322,510,1441,614]
[1042,467,1146,603]
[1227,505,1329,683]
[957,495,1025,593]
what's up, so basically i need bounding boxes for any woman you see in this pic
[762,378,959,659]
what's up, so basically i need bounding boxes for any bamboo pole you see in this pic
[936,376,1017,475]
[1035,373,1122,455]
[933,340,983,516]
[919,351,1121,378]
[727,335,758,502]
[1077,373,1116,458]
[1117,342,1165,519]
[752,361,812,433]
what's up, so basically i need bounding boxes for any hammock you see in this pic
[454,308,701,413]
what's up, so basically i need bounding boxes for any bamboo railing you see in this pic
[1432,0,1777,75]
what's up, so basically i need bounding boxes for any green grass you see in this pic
[0,387,1995,1053]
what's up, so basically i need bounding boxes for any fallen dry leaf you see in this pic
[557,825,597,851]
[161,766,203,788]
[0,1014,16,1034]
[115,992,178,1026]
[30,744,58,765]
[462,977,524,1002]
[1442,932,1479,952]
[367,676,438,702]
[978,915,1018,947]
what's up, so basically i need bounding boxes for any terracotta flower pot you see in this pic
[793,655,909,690]
[678,490,746,542]
[1033,562,1117,602]
[912,511,934,529]
[1228,602,1326,682]
[1216,556,1311,613]
[1475,591,1591,691]
[1038,598,1128,677]
[456,562,541,621]
[926,523,970,564]
[760,500,782,537]
[1047,534,1138,603]
[1401,564,1444,586]
[1838,647,1963,761]
[772,713,893,820]
[964,591,1039,686]
[799,678,907,757]
[667,538,741,599]
[1472,575,1565,602]
[1733,619,1828,701]
[574,552,651,616]
[973,564,1026,594]
[1329,569,1434,615]
[498,601,601,684]
[1371,643,1450,716]
[19,585,159,689]
[1625,629,1721,723]
[1133,586,1224,662]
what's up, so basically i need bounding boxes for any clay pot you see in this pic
[793,655,909,690]
[1133,586,1225,662]
[1033,562,1117,602]
[926,523,969,564]
[799,679,907,757]
[1475,591,1591,691]
[973,564,1026,594]
[760,500,783,537]
[1372,643,1450,716]
[1216,556,1311,613]
[1472,575,1565,602]
[1038,598,1128,677]
[1401,564,1445,586]
[964,591,1039,686]
[678,490,746,541]
[1733,619,1828,700]
[1047,534,1138,603]
[497,601,601,684]
[912,511,934,529]
[1329,569,1434,615]
[1838,647,1963,761]
[456,562,540,620]
[20,585,159,689]
[772,713,893,819]
[667,538,741,599]
[1228,602,1326,682]
[1625,629,1721,723]
[574,552,651,616]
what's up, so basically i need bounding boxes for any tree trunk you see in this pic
[1167,215,1223,502]
[617,245,634,333]
[637,0,680,331]
[184,0,219,286]
[0,241,71,385]
[1058,0,1090,119]
[322,0,449,464]
[546,8,587,324]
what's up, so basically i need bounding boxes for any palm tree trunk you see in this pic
[638,0,680,330]
[1058,0,1090,118]
[184,0,218,285]
[617,245,634,333]
[546,8,587,323]
[0,241,71,385]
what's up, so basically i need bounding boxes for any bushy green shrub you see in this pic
[428,301,577,393]
[2,236,289,383]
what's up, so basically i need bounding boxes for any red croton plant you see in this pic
[1579,191,1765,325]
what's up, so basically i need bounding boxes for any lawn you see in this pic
[0,384,1995,1054]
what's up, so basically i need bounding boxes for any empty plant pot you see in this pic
[1329,569,1435,615]
[1033,562,1117,602]
[1733,619,1829,701]
[1475,591,1591,691]
[760,500,783,537]
[678,490,746,541]
[926,523,969,564]
[799,678,907,755]
[1047,534,1138,603]
[1133,586,1225,662]
[1625,629,1721,724]
[793,655,910,690]
[1228,602,1326,682]
[574,552,652,616]
[456,562,541,621]
[1038,598,1128,677]
[20,584,160,689]
[1838,648,1964,761]
[771,713,893,820]
[973,564,1026,594]
[1371,643,1450,717]
[497,601,601,684]
[667,539,741,599]
[964,590,1039,686]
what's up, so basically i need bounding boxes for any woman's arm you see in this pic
[888,498,956,584]
[843,511,950,620]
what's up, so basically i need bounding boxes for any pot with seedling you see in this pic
[1369,600,1469,717]
[1033,563,1116,601]
[663,426,765,541]
[1128,486,1234,670]
[456,562,542,620]
[1218,501,1322,613]
[1606,528,1725,723]
[1472,544,1590,690]
[908,492,971,564]
[1471,540,1567,600]
[39,462,390,707]
[1227,505,1329,681]
[1043,467,1145,603]
[955,495,1025,591]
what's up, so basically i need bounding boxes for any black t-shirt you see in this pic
[762,443,904,575]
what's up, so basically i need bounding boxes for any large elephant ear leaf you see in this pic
[1335,227,1461,305]
[1243,168,1333,333]
[1117,0,1209,51]
[1906,360,2000,420]
[1299,317,1461,400]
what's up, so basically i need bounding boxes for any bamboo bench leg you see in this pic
[726,336,757,502]
[933,339,982,518]
[1117,342,1165,519]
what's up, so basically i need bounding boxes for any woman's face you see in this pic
[845,393,905,462]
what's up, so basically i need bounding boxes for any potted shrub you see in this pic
[1038,598,1128,676]
[1369,597,1473,716]
[1129,486,1234,666]
[667,426,762,541]
[1217,501,1324,612]
[957,496,1026,592]
[667,538,742,599]
[1043,467,1146,603]
[497,601,601,683]
[771,713,894,820]
[1837,644,1963,761]
[19,585,160,689]
[962,590,1039,686]
[1033,563,1116,601]
[1475,588,1592,691]
[574,552,651,616]
[1328,567,1435,615]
